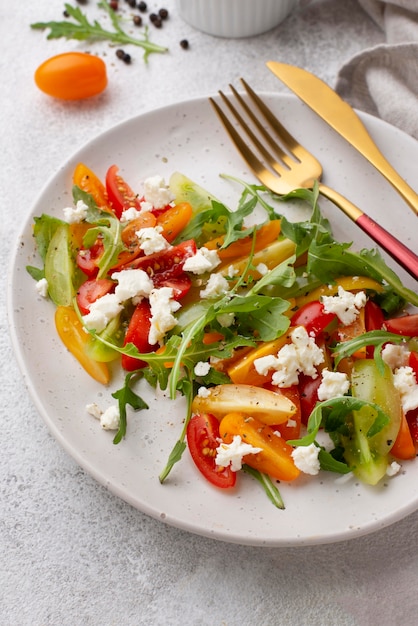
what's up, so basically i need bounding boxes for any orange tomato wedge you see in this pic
[55,306,110,385]
[156,202,193,243]
[73,162,110,209]
[219,412,300,481]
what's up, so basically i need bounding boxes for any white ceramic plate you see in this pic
[8,94,418,546]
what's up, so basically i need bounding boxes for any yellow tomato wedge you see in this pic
[55,306,110,385]
[227,333,293,386]
[156,202,193,243]
[204,220,281,261]
[191,384,297,425]
[217,238,296,281]
[219,412,300,482]
[295,276,384,309]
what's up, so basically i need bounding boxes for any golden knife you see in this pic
[267,61,418,217]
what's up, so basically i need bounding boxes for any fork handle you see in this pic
[319,184,418,281]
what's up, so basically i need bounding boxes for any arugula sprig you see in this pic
[31,2,168,62]
[112,371,148,444]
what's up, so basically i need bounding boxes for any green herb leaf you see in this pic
[242,465,285,509]
[332,330,409,365]
[112,372,148,444]
[31,2,168,62]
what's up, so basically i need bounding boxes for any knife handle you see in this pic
[319,184,418,281]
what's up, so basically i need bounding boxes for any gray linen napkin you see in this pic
[336,0,418,139]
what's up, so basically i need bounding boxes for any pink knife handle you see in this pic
[356,213,418,281]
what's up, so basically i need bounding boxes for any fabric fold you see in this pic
[336,0,418,139]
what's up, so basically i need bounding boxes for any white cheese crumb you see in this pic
[148,287,181,345]
[120,207,143,222]
[111,268,153,302]
[183,247,221,275]
[287,418,297,428]
[255,327,324,388]
[136,225,171,256]
[197,386,210,398]
[215,435,262,472]
[321,286,367,326]
[143,175,173,209]
[194,361,211,377]
[393,366,418,413]
[255,262,269,276]
[82,293,123,333]
[139,200,154,213]
[227,265,238,278]
[86,402,103,420]
[386,461,401,477]
[291,443,321,475]
[200,274,230,299]
[317,368,350,401]
[35,277,49,298]
[63,199,89,223]
[100,405,120,431]
[382,343,410,370]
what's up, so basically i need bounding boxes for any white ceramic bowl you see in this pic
[176,0,299,38]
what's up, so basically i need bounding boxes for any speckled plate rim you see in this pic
[7,92,418,547]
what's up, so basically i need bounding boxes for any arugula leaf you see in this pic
[111,372,149,444]
[308,240,418,307]
[242,465,285,509]
[288,396,390,447]
[332,330,408,365]
[31,2,167,62]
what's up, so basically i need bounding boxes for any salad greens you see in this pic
[28,169,418,508]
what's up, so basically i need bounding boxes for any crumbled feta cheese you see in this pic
[35,277,49,298]
[143,175,173,209]
[194,361,211,377]
[111,268,153,302]
[100,405,120,431]
[197,386,210,398]
[382,343,410,370]
[139,200,153,213]
[291,443,321,475]
[63,199,89,223]
[256,262,269,276]
[393,366,418,413]
[317,368,350,401]
[120,207,143,223]
[200,274,230,299]
[183,247,221,275]
[148,287,181,345]
[386,461,401,477]
[82,293,123,332]
[255,327,324,388]
[287,418,297,428]
[216,312,235,328]
[215,435,262,472]
[86,402,103,420]
[136,225,171,256]
[227,265,238,278]
[321,286,367,326]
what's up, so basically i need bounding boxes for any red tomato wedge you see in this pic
[290,300,336,337]
[76,240,104,278]
[384,314,418,337]
[106,165,142,219]
[187,413,237,488]
[76,278,115,315]
[119,239,197,276]
[121,300,157,371]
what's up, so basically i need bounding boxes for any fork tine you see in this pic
[229,83,297,170]
[217,89,292,178]
[240,78,303,158]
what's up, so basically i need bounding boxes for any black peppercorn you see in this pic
[116,49,131,64]
[133,15,142,26]
[180,39,189,49]
[159,8,168,20]
[138,1,147,11]
[109,0,118,10]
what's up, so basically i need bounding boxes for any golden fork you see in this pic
[209,80,418,282]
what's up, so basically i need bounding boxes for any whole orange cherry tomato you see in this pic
[34,52,107,100]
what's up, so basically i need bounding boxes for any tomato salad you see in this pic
[27,163,418,508]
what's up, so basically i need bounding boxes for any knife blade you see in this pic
[266,61,418,217]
